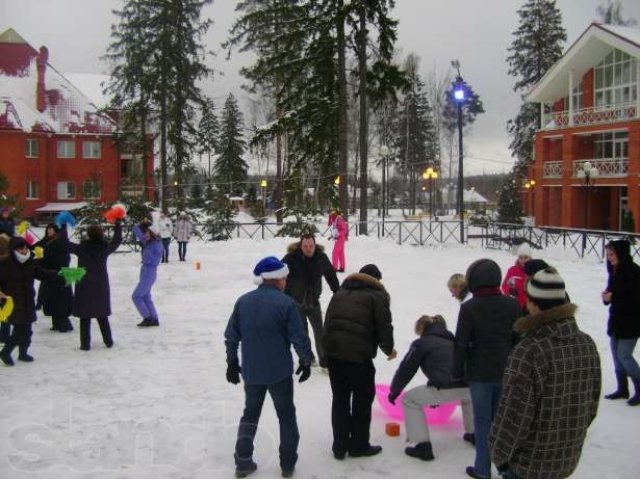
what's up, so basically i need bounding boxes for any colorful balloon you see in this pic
[375,384,457,425]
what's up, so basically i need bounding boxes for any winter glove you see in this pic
[388,392,398,406]
[295,363,311,383]
[226,361,241,385]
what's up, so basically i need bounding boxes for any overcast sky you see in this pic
[2,0,640,175]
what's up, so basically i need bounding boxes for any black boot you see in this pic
[628,377,640,406]
[405,442,434,461]
[137,317,152,327]
[605,371,630,399]
[97,318,113,347]
[349,445,382,457]
[0,346,14,366]
[80,318,91,350]
[18,346,34,362]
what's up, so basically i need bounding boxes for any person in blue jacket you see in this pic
[132,217,163,327]
[225,256,313,479]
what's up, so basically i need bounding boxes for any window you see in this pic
[594,131,628,160]
[83,141,101,159]
[82,180,102,200]
[594,48,638,108]
[57,182,76,200]
[57,140,76,158]
[26,181,39,199]
[25,139,39,158]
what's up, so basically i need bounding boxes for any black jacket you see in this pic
[0,252,49,325]
[604,240,640,338]
[282,242,339,307]
[35,235,73,318]
[390,322,464,398]
[453,259,523,382]
[323,272,394,364]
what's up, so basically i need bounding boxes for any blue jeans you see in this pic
[235,376,299,471]
[611,337,640,378]
[469,382,503,478]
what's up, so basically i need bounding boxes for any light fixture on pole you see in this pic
[524,179,536,223]
[260,179,268,209]
[379,146,392,236]
[422,166,438,220]
[452,60,467,244]
[577,161,598,255]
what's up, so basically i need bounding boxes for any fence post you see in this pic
[420,222,423,245]
[398,223,402,245]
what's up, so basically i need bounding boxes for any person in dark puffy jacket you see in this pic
[34,224,74,333]
[59,219,122,351]
[282,234,339,368]
[322,264,396,460]
[453,258,522,479]
[601,239,640,406]
[388,314,474,462]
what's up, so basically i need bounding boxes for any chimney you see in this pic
[36,46,48,113]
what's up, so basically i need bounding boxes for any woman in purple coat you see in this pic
[59,219,122,351]
[131,221,163,327]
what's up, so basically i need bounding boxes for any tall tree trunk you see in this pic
[139,91,149,203]
[337,0,349,216]
[160,83,168,213]
[357,9,368,234]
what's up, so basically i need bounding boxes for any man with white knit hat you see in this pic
[489,266,601,478]
[225,256,313,479]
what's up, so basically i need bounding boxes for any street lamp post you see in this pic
[524,179,536,224]
[578,161,598,255]
[422,167,438,228]
[260,179,268,209]
[452,60,467,244]
[379,146,392,237]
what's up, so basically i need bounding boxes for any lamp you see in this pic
[577,161,598,230]
[260,179,267,208]
[422,167,438,221]
[452,61,467,243]
[524,179,536,223]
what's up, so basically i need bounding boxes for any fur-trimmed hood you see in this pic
[287,241,326,255]
[514,303,577,334]
[342,272,386,293]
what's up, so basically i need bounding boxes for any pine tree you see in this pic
[506,0,566,166]
[597,1,637,26]
[197,98,220,179]
[104,0,212,211]
[215,94,248,197]
[497,173,524,224]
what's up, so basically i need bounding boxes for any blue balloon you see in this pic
[55,211,77,228]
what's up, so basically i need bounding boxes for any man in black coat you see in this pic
[282,234,340,368]
[0,208,15,236]
[322,264,396,459]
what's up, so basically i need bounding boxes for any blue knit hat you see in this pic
[253,256,289,284]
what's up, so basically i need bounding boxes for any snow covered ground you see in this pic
[1,232,639,478]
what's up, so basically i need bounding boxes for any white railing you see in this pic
[542,102,638,130]
[573,159,628,177]
[543,161,563,178]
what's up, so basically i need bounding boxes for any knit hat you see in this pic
[466,259,501,292]
[253,256,289,284]
[525,267,566,309]
[516,243,532,258]
[359,264,382,280]
[149,211,161,236]
[524,259,549,277]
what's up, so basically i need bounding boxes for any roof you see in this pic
[0,28,117,134]
[526,23,640,103]
[34,202,88,213]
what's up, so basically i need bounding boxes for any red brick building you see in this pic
[0,28,154,218]
[526,23,640,232]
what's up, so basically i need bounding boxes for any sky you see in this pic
[0,219,638,478]
[2,0,640,176]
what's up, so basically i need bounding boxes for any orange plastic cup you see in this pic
[195,261,201,270]
[385,422,400,437]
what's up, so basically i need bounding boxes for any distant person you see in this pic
[330,210,348,272]
[388,314,474,461]
[158,213,173,263]
[59,216,122,351]
[132,217,163,327]
[601,239,640,406]
[0,233,11,343]
[282,233,339,368]
[225,256,313,479]
[490,266,601,478]
[453,259,522,479]
[501,243,532,310]
[0,208,15,237]
[323,264,396,459]
[174,211,193,262]
[34,224,74,332]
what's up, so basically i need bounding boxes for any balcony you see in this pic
[541,102,638,130]
[542,158,629,179]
